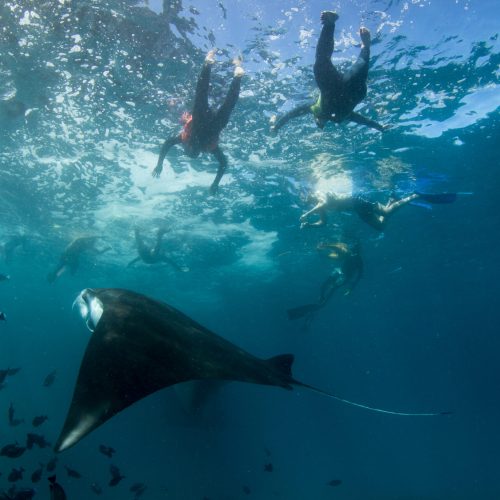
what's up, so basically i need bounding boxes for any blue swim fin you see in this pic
[416,192,457,204]
[287,303,320,320]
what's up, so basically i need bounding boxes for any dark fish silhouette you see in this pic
[130,483,146,492]
[0,368,20,387]
[327,479,342,487]
[54,288,447,452]
[243,485,251,495]
[0,274,10,281]
[98,444,115,458]
[130,482,147,497]
[90,482,102,495]
[46,456,58,472]
[43,370,56,387]
[0,486,35,500]
[0,312,6,321]
[8,403,24,427]
[49,475,67,500]
[32,415,48,427]
[108,465,125,486]
[264,463,273,472]
[1,443,26,458]
[31,464,43,483]
[8,468,24,482]
[64,465,81,478]
[26,432,51,449]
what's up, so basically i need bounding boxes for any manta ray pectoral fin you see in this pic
[266,354,294,379]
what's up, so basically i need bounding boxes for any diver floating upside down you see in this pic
[152,50,244,194]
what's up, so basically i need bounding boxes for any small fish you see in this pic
[49,475,67,500]
[327,479,342,487]
[108,465,125,486]
[0,274,10,281]
[43,370,56,387]
[46,456,58,472]
[264,447,271,457]
[26,432,51,449]
[31,464,44,483]
[8,467,24,482]
[264,463,273,472]
[64,465,81,478]
[1,443,26,458]
[8,403,24,427]
[130,483,147,498]
[243,485,251,495]
[98,444,115,458]
[1,487,36,500]
[90,482,102,495]
[130,483,146,492]
[0,367,21,385]
[0,312,6,321]
[388,266,403,274]
[32,415,48,427]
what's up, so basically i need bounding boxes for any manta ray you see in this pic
[54,288,447,452]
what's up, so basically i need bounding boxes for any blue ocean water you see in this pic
[0,0,499,498]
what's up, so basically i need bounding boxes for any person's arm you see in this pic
[348,112,388,132]
[300,203,327,228]
[152,135,182,178]
[270,102,314,135]
[210,146,228,194]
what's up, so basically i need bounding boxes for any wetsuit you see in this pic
[272,17,384,133]
[127,228,184,271]
[300,192,422,232]
[47,237,106,283]
[287,242,363,322]
[153,61,242,193]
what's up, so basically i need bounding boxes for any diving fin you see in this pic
[287,303,321,320]
[416,192,457,204]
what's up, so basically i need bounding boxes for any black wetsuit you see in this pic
[352,197,387,231]
[287,243,363,321]
[154,62,242,193]
[47,237,106,283]
[273,20,384,133]
[128,228,183,271]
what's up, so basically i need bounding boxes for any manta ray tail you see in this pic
[296,382,451,416]
[267,354,449,416]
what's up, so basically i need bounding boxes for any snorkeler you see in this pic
[127,227,187,272]
[300,191,457,231]
[47,236,110,283]
[152,50,244,194]
[287,241,363,322]
[270,11,386,134]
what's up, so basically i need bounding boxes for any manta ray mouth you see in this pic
[73,289,103,332]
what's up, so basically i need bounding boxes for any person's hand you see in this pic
[205,49,216,65]
[152,166,162,178]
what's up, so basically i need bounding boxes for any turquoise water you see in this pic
[0,0,499,498]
